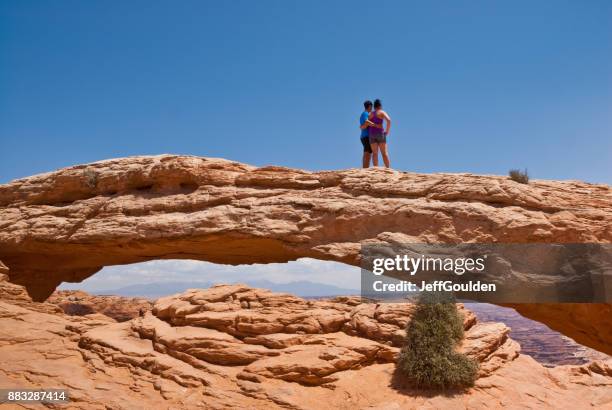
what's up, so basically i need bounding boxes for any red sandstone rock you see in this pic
[1,156,610,354]
[0,283,610,409]
[47,289,153,322]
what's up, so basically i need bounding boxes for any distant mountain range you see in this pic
[93,280,359,299]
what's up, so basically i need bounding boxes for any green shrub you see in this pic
[83,169,98,188]
[508,168,529,184]
[396,291,478,390]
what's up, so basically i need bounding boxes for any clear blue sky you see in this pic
[1,0,611,184]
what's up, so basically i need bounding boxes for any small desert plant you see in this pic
[396,291,478,390]
[83,168,98,188]
[508,168,529,184]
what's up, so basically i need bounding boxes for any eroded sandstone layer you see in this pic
[0,155,610,353]
[47,290,153,322]
[1,280,611,409]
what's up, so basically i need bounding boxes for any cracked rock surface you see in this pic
[1,278,611,409]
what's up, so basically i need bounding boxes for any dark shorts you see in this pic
[360,137,372,153]
[369,133,386,144]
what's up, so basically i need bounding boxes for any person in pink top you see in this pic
[368,99,392,168]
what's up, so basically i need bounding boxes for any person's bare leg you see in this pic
[362,152,372,168]
[371,143,379,166]
[380,143,390,168]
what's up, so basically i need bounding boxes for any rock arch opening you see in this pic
[57,258,361,299]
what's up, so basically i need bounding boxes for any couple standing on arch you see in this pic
[359,99,391,168]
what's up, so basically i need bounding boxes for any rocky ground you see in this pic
[0,274,611,409]
[45,288,609,367]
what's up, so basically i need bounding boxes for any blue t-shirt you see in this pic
[360,111,369,138]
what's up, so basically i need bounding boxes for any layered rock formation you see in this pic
[0,155,610,353]
[47,290,153,322]
[1,280,611,409]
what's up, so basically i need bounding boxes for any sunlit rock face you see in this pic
[1,281,611,409]
[0,154,610,353]
[47,290,153,322]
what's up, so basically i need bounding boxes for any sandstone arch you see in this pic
[0,155,610,353]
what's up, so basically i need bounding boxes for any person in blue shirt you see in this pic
[359,100,375,168]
